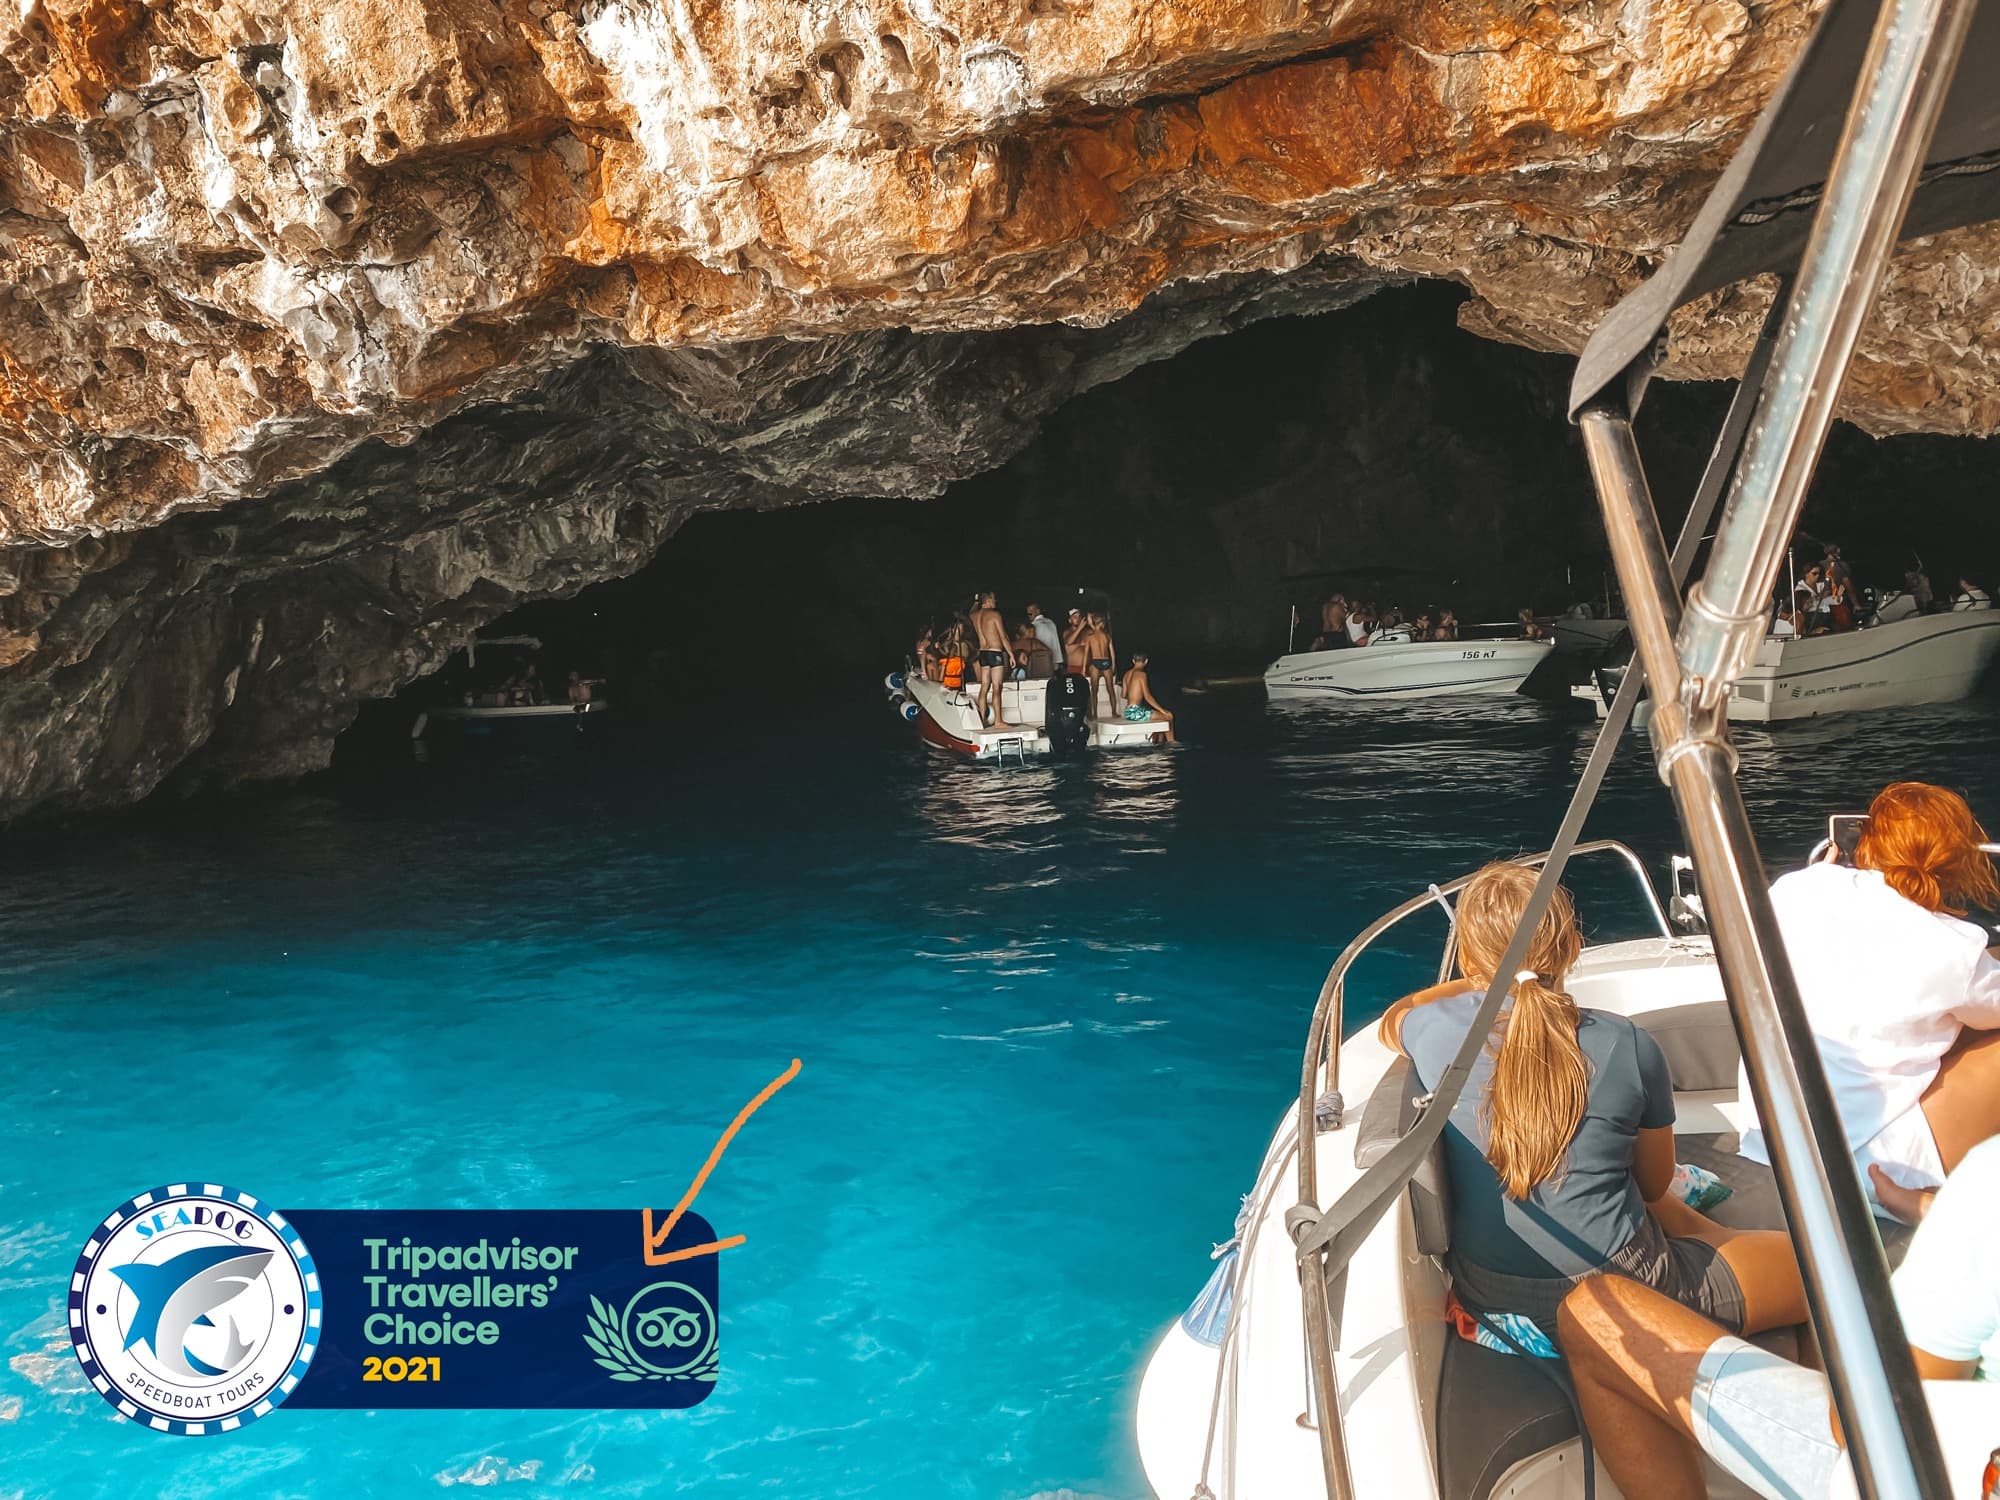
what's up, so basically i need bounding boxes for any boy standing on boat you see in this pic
[970,592,1014,728]
[1082,612,1118,719]
[1063,608,1090,675]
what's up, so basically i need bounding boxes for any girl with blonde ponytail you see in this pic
[1382,862,1803,1344]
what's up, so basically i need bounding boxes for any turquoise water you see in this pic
[4,691,1999,1499]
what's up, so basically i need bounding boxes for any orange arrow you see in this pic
[642,1058,801,1267]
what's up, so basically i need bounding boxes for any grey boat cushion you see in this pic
[1354,1056,1451,1258]
[1641,1000,1740,1093]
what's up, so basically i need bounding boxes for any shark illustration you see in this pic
[108,1244,272,1379]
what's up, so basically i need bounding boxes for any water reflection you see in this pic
[914,752,1068,851]
[911,745,1181,851]
[1091,747,1181,838]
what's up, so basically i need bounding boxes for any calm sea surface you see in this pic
[5,689,1999,1499]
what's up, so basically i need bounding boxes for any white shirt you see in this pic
[1030,615,1062,659]
[1740,864,2000,1170]
[1827,1138,2000,1498]
[1346,617,1369,644]
[1896,1135,2000,1376]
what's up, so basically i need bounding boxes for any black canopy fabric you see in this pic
[1570,0,2000,416]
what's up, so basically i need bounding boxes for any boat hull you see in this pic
[1572,606,2000,724]
[1731,606,2000,720]
[896,673,1168,758]
[413,702,607,737]
[1263,639,1552,700]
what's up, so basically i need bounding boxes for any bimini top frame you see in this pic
[1287,0,1995,1495]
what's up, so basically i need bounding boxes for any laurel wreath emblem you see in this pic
[583,1284,718,1384]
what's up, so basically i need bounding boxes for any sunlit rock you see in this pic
[3,0,1997,817]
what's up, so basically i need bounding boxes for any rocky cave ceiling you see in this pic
[4,0,2000,820]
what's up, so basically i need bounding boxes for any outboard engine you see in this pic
[1044,671,1091,758]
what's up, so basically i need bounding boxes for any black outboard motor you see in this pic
[1044,671,1091,758]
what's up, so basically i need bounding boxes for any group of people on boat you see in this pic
[912,593,1174,740]
[1303,594,1468,651]
[1772,541,1993,637]
[465,663,601,708]
[1303,593,1555,651]
[1381,780,2000,1499]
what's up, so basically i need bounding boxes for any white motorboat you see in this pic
[890,670,1168,760]
[1264,635,1553,700]
[1135,845,1912,1500]
[1571,598,2000,724]
[411,636,607,739]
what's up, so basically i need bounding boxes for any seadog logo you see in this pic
[69,1185,319,1435]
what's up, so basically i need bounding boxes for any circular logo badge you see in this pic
[68,1185,318,1435]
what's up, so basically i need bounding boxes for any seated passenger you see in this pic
[1560,1135,2000,1500]
[1118,653,1175,742]
[1347,602,1376,647]
[1742,781,2000,1197]
[1518,608,1545,641]
[1380,863,1804,1348]
[1907,566,1936,611]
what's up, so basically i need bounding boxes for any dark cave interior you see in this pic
[351,282,2000,744]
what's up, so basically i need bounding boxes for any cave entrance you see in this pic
[348,283,2000,759]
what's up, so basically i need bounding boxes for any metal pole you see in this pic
[1580,406,1949,1500]
[1675,0,1978,711]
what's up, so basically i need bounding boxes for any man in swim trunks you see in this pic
[1119,654,1175,742]
[970,591,1013,728]
[1063,608,1090,674]
[1082,611,1117,718]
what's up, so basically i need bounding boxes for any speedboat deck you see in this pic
[1136,849,1915,1500]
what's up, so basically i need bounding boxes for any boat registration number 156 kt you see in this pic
[1460,649,1499,659]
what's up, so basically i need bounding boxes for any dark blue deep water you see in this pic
[4,691,1999,1499]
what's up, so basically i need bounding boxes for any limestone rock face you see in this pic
[2,0,1998,817]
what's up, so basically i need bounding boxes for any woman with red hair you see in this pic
[1741,781,2000,1206]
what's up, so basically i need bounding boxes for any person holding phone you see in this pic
[1740,782,2000,1204]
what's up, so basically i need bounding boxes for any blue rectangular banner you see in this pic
[282,1209,719,1409]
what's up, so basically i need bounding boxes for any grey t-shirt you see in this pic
[1401,994,1675,1278]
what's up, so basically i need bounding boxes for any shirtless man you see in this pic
[1082,611,1118,718]
[1119,654,1175,743]
[969,591,1013,727]
[1063,607,1090,673]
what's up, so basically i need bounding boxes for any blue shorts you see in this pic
[1122,706,1153,722]
[1690,1336,1845,1500]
